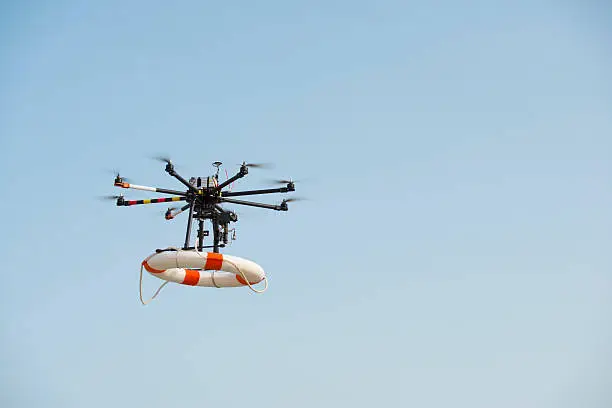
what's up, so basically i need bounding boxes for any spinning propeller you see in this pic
[98,194,125,206]
[153,155,173,164]
[269,178,298,184]
[282,197,305,203]
[105,168,131,183]
[267,178,307,189]
[240,161,274,169]
[99,194,123,201]
[164,206,178,220]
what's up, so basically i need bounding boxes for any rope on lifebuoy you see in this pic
[211,270,221,288]
[225,258,268,294]
[139,246,181,305]
[192,244,268,294]
[139,263,169,305]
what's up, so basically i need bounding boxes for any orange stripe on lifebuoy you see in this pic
[182,269,200,285]
[236,274,264,285]
[142,260,164,274]
[204,252,223,270]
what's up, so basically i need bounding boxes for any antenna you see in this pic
[212,161,222,179]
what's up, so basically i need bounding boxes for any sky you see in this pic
[0,1,611,407]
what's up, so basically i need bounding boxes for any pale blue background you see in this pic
[1,1,611,407]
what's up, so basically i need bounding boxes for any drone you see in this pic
[106,158,299,253]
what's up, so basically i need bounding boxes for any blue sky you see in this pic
[1,1,611,407]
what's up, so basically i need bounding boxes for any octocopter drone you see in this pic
[106,158,300,252]
[104,158,300,303]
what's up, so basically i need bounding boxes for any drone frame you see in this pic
[112,160,295,253]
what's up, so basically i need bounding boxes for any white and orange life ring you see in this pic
[142,249,266,288]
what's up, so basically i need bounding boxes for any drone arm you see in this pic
[216,165,248,191]
[164,164,199,193]
[117,196,186,206]
[220,197,286,211]
[115,182,186,196]
[165,203,191,220]
[221,186,294,198]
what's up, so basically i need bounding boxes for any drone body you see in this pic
[111,159,296,253]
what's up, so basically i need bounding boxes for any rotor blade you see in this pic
[98,195,122,201]
[156,206,178,213]
[241,162,275,169]
[267,178,301,184]
[151,206,179,217]
[266,177,311,185]
[283,197,307,203]
[105,169,132,182]
[151,155,187,171]
[152,155,173,164]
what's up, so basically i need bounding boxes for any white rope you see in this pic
[211,270,221,288]
[138,246,179,306]
[139,263,169,305]
[224,258,268,294]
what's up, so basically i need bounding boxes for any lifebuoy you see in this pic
[142,249,265,288]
